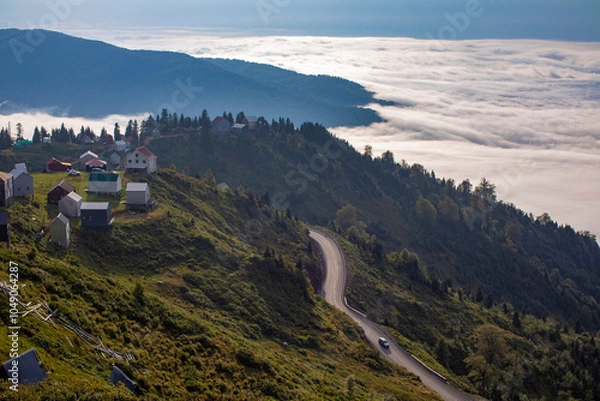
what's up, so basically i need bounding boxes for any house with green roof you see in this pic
[88,172,122,197]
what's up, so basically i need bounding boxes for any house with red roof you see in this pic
[46,158,72,172]
[125,147,157,174]
[79,150,99,167]
[85,159,107,172]
[81,135,94,145]
[211,116,231,135]
[100,133,114,145]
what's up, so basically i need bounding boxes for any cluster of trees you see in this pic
[0,127,14,149]
[0,122,25,149]
[4,119,144,147]
[462,322,600,400]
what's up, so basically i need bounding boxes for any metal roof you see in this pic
[1,349,47,385]
[49,180,76,193]
[130,146,155,159]
[86,159,107,167]
[81,202,110,211]
[79,150,98,159]
[0,172,13,181]
[63,191,83,203]
[126,182,149,192]
[89,172,119,182]
[53,213,70,226]
[109,366,136,393]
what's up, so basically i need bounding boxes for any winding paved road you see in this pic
[309,228,477,401]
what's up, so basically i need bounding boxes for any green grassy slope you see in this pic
[0,169,439,400]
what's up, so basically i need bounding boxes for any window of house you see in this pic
[143,160,146,164]
[128,160,132,163]
[136,160,139,164]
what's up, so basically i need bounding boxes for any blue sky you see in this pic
[1,0,599,40]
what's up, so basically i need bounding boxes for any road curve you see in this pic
[309,228,477,401]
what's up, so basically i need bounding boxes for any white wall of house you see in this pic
[13,173,34,197]
[125,151,157,173]
[126,186,150,205]
[88,174,122,195]
[59,192,83,217]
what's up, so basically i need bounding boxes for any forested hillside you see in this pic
[137,112,600,333]
[2,110,599,400]
[0,169,438,400]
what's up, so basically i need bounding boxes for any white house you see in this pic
[79,150,99,167]
[126,182,150,206]
[10,163,33,198]
[88,172,122,196]
[10,170,33,198]
[50,213,70,248]
[125,147,157,174]
[58,191,83,217]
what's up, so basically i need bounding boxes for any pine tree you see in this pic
[132,120,139,140]
[114,123,122,141]
[40,127,49,140]
[0,128,13,149]
[15,122,23,142]
[68,128,76,143]
[125,120,133,138]
[236,111,246,124]
[32,127,41,144]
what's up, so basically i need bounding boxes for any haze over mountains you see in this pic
[0,29,381,127]
[27,28,599,237]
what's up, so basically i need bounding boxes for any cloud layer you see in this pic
[4,30,600,235]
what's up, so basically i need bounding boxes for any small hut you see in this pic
[126,183,150,206]
[81,202,112,228]
[47,180,75,204]
[49,213,70,248]
[58,192,83,217]
[0,349,48,385]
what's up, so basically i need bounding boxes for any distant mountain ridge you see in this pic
[0,29,382,127]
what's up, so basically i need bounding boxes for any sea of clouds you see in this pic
[4,29,600,236]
